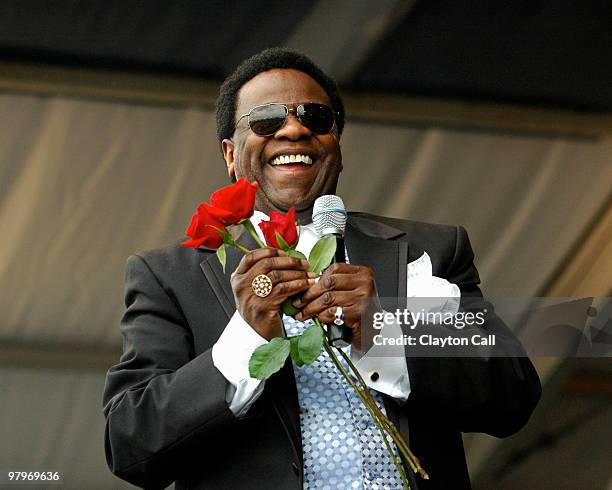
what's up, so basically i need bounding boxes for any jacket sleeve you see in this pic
[102,254,236,488]
[406,226,542,438]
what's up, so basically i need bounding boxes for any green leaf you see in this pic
[248,337,291,380]
[276,232,291,252]
[308,236,337,275]
[285,248,307,260]
[298,324,324,364]
[275,230,305,259]
[289,336,304,367]
[216,243,226,273]
[281,297,301,317]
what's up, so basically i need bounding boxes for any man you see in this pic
[103,48,541,489]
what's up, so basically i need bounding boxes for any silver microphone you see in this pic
[312,195,351,347]
[312,194,347,237]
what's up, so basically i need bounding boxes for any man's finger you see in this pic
[265,269,312,286]
[234,247,283,275]
[293,273,361,307]
[324,262,361,275]
[296,291,355,321]
[270,278,315,303]
[250,256,309,276]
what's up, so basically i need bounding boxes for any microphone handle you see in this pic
[326,235,353,347]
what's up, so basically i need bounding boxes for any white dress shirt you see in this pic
[212,211,460,417]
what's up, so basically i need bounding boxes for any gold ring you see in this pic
[252,274,273,298]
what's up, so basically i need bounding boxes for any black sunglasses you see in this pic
[235,103,337,136]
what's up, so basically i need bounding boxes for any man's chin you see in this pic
[293,201,316,213]
[263,199,314,223]
[271,194,316,213]
[261,187,333,216]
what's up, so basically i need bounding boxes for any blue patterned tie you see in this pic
[285,315,406,489]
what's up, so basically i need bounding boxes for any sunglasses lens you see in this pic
[246,103,335,136]
[299,103,335,134]
[248,104,287,135]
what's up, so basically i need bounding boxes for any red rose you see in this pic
[258,208,298,249]
[205,178,258,225]
[181,203,227,249]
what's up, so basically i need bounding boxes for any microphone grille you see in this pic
[312,195,347,236]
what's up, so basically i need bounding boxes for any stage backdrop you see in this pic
[0,91,611,488]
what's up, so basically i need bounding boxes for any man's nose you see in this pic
[274,112,311,140]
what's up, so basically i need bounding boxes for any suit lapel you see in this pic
[345,218,408,311]
[265,358,303,466]
[346,217,412,453]
[198,226,304,463]
[199,227,258,319]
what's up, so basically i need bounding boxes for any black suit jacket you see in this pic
[103,212,541,489]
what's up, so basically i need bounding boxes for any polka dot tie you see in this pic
[285,315,406,489]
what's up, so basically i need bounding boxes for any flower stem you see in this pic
[335,347,429,480]
[242,219,267,248]
[314,319,411,489]
[233,242,251,254]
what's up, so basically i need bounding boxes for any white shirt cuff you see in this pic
[212,311,268,417]
[350,319,411,403]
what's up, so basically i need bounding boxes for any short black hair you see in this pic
[215,47,345,144]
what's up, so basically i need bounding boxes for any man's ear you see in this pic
[221,139,236,180]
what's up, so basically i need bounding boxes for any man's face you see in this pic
[222,69,342,222]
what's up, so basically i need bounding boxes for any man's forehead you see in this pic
[236,68,330,112]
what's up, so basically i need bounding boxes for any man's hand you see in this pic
[293,263,381,350]
[231,248,314,340]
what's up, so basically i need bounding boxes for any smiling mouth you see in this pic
[269,154,313,166]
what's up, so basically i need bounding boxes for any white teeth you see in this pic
[270,154,313,166]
